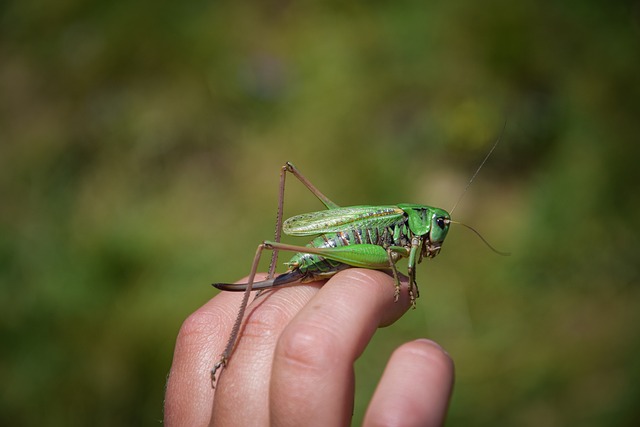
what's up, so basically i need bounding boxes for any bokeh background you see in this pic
[2,1,639,425]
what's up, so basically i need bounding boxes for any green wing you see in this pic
[283,205,405,236]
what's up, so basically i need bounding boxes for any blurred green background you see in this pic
[2,0,639,425]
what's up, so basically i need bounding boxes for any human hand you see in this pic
[164,268,454,426]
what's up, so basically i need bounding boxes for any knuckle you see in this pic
[241,302,291,341]
[177,310,221,347]
[276,323,339,372]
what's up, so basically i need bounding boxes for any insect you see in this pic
[210,134,507,386]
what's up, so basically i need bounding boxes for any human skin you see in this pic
[164,268,454,426]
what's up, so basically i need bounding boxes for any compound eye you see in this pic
[436,217,446,229]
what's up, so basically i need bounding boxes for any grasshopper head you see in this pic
[425,207,451,258]
[399,204,451,258]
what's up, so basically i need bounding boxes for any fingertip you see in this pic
[321,268,412,325]
[407,339,454,373]
[364,339,454,427]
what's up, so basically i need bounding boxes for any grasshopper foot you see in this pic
[408,282,419,309]
[210,357,227,389]
[409,290,417,309]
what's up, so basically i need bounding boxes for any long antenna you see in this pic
[450,120,507,215]
[448,220,511,256]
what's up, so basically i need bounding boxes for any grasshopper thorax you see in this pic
[397,204,451,258]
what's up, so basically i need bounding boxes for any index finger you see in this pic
[164,279,260,426]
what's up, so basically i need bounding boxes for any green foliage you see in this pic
[1,0,639,425]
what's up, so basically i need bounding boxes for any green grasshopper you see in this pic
[210,140,507,385]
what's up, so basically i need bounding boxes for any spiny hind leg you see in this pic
[212,241,271,387]
[269,162,340,278]
[281,162,340,210]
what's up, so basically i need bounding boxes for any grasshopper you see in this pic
[210,138,507,385]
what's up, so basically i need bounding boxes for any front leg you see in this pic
[406,237,423,308]
[406,263,418,309]
[385,246,408,302]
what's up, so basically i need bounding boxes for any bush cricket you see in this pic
[210,134,507,386]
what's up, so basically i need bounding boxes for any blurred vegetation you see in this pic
[1,0,639,425]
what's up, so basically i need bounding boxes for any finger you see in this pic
[164,285,254,427]
[363,339,454,427]
[269,268,412,427]
[211,281,323,426]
